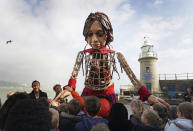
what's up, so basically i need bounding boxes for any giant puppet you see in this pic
[66,12,169,107]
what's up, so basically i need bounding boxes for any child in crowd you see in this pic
[74,96,108,131]
[57,103,68,113]
[130,99,145,125]
[59,98,82,131]
[63,86,111,118]
[139,109,162,131]
[168,105,177,121]
[152,103,168,129]
[164,102,193,131]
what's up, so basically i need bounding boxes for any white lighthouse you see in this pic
[138,37,160,94]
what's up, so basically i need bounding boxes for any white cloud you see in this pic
[181,34,193,45]
[0,0,135,88]
[153,0,163,6]
[129,16,184,48]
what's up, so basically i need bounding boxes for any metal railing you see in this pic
[139,51,157,59]
[159,73,193,80]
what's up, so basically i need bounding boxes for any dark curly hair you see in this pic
[0,92,29,129]
[5,99,51,131]
[32,80,40,87]
[83,12,113,45]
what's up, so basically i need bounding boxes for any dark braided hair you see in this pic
[83,12,113,45]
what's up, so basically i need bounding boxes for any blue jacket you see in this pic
[74,114,108,131]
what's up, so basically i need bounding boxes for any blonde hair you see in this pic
[130,99,144,113]
[178,102,193,124]
[91,123,110,131]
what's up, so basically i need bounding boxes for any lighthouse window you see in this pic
[146,67,150,73]
[145,83,152,92]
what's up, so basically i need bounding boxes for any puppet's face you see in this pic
[86,21,107,49]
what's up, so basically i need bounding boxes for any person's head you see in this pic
[187,87,192,94]
[130,99,144,114]
[7,92,15,98]
[109,103,128,122]
[49,108,59,129]
[168,105,177,120]
[83,12,113,49]
[141,109,162,129]
[5,99,51,131]
[68,98,81,115]
[32,80,40,93]
[152,103,168,124]
[84,96,101,117]
[53,84,62,94]
[177,102,193,123]
[0,92,29,129]
[91,123,110,131]
[57,103,68,113]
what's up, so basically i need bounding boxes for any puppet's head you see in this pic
[83,12,113,49]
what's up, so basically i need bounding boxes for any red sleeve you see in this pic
[138,86,152,101]
[68,78,76,90]
[71,90,85,109]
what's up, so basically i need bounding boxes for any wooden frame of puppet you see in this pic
[64,12,170,108]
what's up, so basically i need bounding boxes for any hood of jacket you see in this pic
[173,118,193,130]
[165,118,193,131]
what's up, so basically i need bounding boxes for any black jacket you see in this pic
[59,112,82,131]
[29,90,47,99]
[183,92,193,102]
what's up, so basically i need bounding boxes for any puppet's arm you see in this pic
[116,52,170,108]
[116,52,141,89]
[64,51,84,91]
[71,51,84,78]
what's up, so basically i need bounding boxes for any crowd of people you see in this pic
[0,80,193,131]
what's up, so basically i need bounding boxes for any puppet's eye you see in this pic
[96,31,105,37]
[87,32,93,37]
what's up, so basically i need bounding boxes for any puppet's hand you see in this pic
[59,90,71,99]
[50,100,59,107]
[54,90,71,103]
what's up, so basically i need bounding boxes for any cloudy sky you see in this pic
[0,0,193,92]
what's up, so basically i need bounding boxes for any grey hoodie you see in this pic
[164,118,193,131]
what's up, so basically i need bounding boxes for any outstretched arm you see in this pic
[116,52,170,108]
